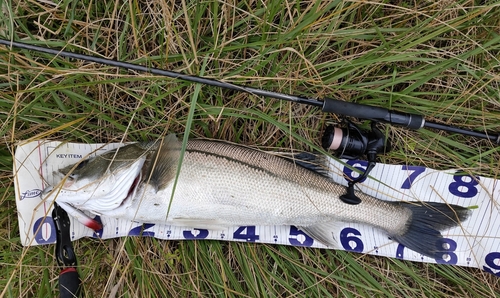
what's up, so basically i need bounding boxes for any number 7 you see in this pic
[401,165,425,189]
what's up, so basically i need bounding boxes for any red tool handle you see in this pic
[59,267,82,298]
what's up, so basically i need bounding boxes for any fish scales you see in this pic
[42,135,471,258]
[161,139,411,233]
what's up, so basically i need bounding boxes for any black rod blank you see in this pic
[0,39,322,107]
[1,38,498,144]
[424,121,499,143]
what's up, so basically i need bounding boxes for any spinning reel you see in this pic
[322,120,390,205]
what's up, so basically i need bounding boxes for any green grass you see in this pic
[1,0,500,297]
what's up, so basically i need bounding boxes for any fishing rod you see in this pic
[2,38,498,188]
[1,38,498,145]
[3,39,497,293]
[4,38,499,204]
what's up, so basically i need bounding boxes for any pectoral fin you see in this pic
[142,134,181,192]
[298,222,344,247]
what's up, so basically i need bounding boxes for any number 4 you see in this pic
[233,226,260,242]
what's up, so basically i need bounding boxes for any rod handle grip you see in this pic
[322,98,424,129]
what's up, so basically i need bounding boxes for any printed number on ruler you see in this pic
[396,238,458,264]
[288,226,314,246]
[343,160,368,183]
[344,162,428,188]
[183,228,209,239]
[233,226,260,242]
[396,244,405,259]
[91,215,103,238]
[33,216,56,244]
[401,165,425,189]
[448,171,480,198]
[483,252,500,277]
[129,223,155,237]
[340,227,364,253]
[434,238,458,265]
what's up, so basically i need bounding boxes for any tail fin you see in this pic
[389,202,471,258]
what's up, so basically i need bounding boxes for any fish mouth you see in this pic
[52,171,142,230]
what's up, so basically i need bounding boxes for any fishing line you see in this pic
[1,38,499,145]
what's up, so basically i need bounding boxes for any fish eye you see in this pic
[75,159,89,170]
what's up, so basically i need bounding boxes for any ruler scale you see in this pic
[13,140,500,274]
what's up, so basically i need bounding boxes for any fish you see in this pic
[42,134,471,258]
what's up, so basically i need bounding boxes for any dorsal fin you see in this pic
[283,152,332,180]
[142,134,181,192]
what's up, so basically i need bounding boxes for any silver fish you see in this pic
[42,134,471,257]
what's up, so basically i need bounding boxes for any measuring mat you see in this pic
[13,140,500,274]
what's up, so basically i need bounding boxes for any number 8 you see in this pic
[448,172,479,198]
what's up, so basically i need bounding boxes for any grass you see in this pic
[1,0,500,296]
